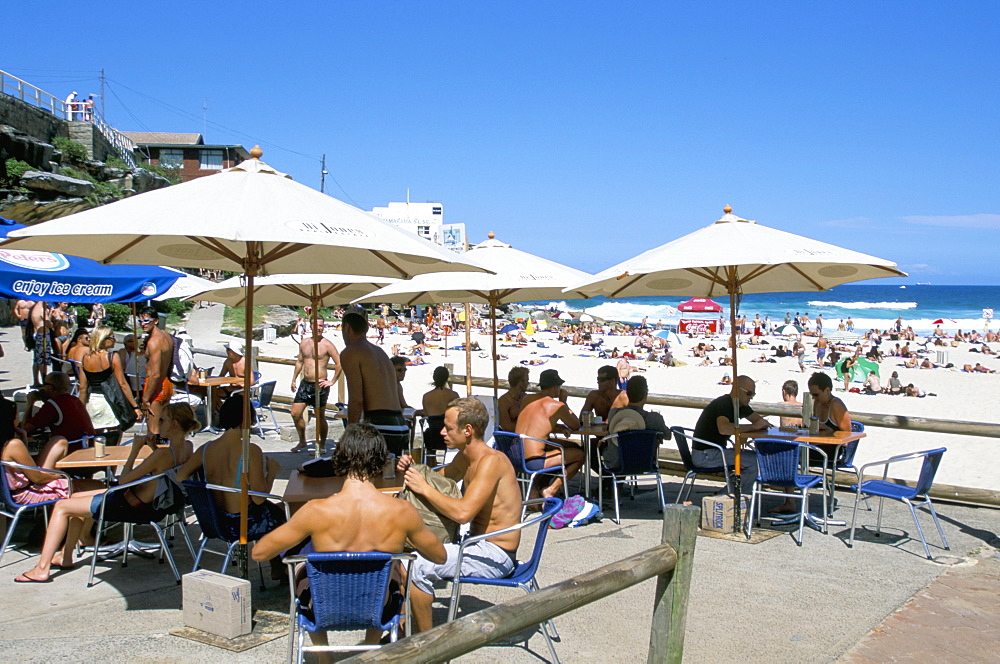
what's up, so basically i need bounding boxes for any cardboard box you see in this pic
[701,494,750,532]
[182,570,251,639]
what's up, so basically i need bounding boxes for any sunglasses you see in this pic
[138,318,155,325]
[740,387,756,398]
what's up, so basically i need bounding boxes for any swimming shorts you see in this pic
[33,332,50,366]
[525,455,547,471]
[143,377,174,403]
[294,380,329,407]
[364,409,408,455]
[817,348,827,359]
[410,540,516,595]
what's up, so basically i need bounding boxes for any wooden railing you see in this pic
[343,505,699,663]
[0,69,66,115]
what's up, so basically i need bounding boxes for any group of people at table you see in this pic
[3,304,854,644]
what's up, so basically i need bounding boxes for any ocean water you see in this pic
[525,285,1000,336]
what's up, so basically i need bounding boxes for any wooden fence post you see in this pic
[647,504,699,663]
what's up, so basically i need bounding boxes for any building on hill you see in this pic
[369,200,467,253]
[124,132,250,182]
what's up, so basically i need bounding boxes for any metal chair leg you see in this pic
[926,498,950,551]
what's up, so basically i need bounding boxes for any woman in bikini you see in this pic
[175,395,285,577]
[15,403,198,583]
[78,326,142,432]
[807,372,852,433]
[415,366,460,460]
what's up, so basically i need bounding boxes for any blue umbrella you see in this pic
[0,218,179,302]
[499,323,521,334]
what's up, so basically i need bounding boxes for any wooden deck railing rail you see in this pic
[342,504,699,663]
[0,69,66,115]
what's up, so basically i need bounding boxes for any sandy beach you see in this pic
[228,312,1000,493]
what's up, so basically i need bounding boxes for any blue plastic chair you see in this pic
[248,381,280,438]
[283,551,415,663]
[848,447,950,559]
[669,426,735,503]
[447,497,563,664]
[597,430,667,524]
[493,431,568,516]
[0,460,75,567]
[747,439,828,546]
[182,480,289,587]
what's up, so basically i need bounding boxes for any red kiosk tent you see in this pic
[677,297,723,334]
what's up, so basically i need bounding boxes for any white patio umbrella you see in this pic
[153,270,218,301]
[355,232,593,409]
[188,272,399,455]
[567,205,905,527]
[1,148,487,555]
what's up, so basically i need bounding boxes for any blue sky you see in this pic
[7,2,999,284]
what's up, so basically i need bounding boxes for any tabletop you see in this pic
[188,376,243,387]
[56,444,156,468]
[282,469,406,506]
[758,427,866,446]
[570,424,609,437]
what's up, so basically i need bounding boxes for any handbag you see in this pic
[398,463,461,544]
[99,368,137,431]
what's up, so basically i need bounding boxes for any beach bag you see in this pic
[567,501,601,528]
[398,463,461,544]
[99,370,137,431]
[549,495,587,529]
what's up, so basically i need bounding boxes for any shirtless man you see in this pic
[815,335,829,367]
[340,312,407,454]
[581,365,629,419]
[397,397,522,632]
[252,423,445,647]
[14,298,33,351]
[290,317,342,452]
[137,306,174,437]
[515,369,585,498]
[29,300,51,387]
[779,380,802,427]
[498,366,529,431]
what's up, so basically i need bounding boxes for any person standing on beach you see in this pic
[340,311,407,454]
[816,314,823,335]
[290,317,342,452]
[815,335,829,367]
[794,338,806,372]
[846,317,854,332]
[138,306,173,438]
[29,300,51,387]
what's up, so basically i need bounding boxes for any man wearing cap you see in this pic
[515,369,585,499]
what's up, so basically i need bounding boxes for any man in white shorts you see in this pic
[397,397,523,632]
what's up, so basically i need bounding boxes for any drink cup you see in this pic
[94,436,107,458]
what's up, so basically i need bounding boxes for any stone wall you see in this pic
[0,94,67,144]
[67,121,119,163]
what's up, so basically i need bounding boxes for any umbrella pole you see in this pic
[464,303,472,396]
[130,302,139,402]
[237,256,256,578]
[490,297,499,423]
[727,270,743,532]
[311,293,323,458]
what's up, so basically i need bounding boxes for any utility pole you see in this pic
[320,154,327,193]
[100,68,106,118]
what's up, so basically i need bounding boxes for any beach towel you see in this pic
[550,495,587,529]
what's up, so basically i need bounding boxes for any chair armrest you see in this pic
[520,433,565,452]
[186,480,293,520]
[456,499,555,559]
[1,460,75,494]
[687,435,730,457]
[857,450,931,481]
[798,442,829,476]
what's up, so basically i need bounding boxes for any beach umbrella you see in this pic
[186,272,398,455]
[678,297,723,313]
[0,218,180,302]
[154,270,218,301]
[498,323,521,334]
[525,317,535,336]
[1,149,487,565]
[775,324,805,336]
[578,313,595,322]
[354,232,592,407]
[566,205,905,529]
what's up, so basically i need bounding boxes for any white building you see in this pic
[369,201,466,253]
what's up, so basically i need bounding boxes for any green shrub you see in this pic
[104,303,131,331]
[2,158,32,187]
[53,137,89,163]
[138,164,181,185]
